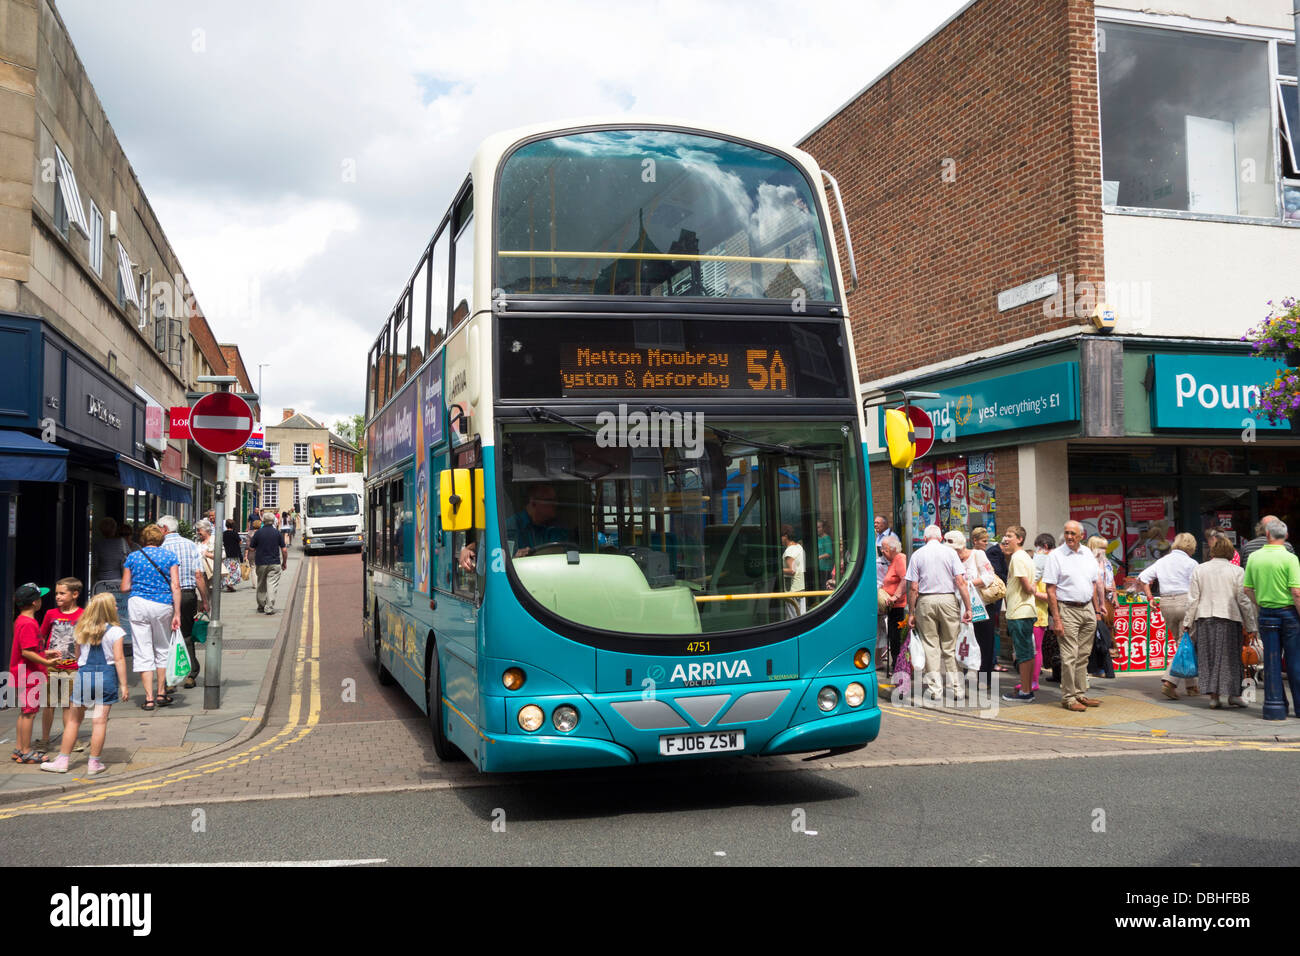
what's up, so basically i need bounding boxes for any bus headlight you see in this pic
[854,648,871,669]
[502,667,525,690]
[845,682,866,707]
[518,705,544,732]
[552,705,579,732]
[817,687,839,712]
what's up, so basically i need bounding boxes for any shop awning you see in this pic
[0,430,68,483]
[116,455,192,504]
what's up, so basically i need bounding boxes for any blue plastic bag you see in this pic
[1169,632,1198,679]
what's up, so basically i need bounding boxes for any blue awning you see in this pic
[116,455,194,505]
[0,429,68,483]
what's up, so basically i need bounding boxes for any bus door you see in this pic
[437,440,482,726]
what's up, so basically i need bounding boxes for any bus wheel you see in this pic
[374,607,394,687]
[425,643,462,761]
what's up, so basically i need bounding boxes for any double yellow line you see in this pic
[0,562,322,819]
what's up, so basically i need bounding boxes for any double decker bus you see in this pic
[363,119,877,771]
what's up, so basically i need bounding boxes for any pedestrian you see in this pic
[36,577,84,754]
[288,509,298,546]
[121,523,181,711]
[1243,519,1300,717]
[92,517,129,587]
[119,521,136,549]
[1240,515,1295,564]
[196,518,216,585]
[905,524,973,701]
[222,518,242,591]
[946,529,996,693]
[1029,532,1055,689]
[1203,528,1240,566]
[780,524,807,619]
[1043,520,1105,712]
[9,583,59,763]
[817,520,833,590]
[158,515,209,691]
[1141,532,1200,699]
[1001,526,1039,703]
[1087,535,1117,680]
[878,534,907,673]
[1186,533,1258,709]
[874,514,892,587]
[973,526,1009,670]
[39,593,129,776]
[247,510,288,615]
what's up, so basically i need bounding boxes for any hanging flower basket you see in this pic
[1242,297,1300,424]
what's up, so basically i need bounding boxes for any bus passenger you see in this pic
[781,525,807,620]
[506,484,571,556]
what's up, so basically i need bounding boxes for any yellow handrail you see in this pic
[694,591,833,603]
[499,250,818,265]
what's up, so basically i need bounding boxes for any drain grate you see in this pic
[223,638,276,650]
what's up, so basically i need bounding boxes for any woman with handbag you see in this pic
[1185,534,1258,708]
[945,529,999,692]
[222,518,242,591]
[120,523,181,711]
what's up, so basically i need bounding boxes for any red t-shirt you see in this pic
[40,607,83,671]
[9,614,45,675]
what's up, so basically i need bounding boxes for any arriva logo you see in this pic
[670,660,752,683]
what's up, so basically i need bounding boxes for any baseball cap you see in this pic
[14,582,49,606]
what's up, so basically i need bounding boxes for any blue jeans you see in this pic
[1258,606,1300,718]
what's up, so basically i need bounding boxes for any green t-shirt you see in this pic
[817,534,833,572]
[1243,545,1300,608]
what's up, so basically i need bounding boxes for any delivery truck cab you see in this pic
[300,472,364,553]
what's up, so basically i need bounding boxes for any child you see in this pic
[37,577,84,753]
[9,583,60,763]
[40,593,128,776]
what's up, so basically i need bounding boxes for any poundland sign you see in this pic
[1151,354,1289,430]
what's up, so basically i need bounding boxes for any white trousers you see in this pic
[128,595,172,672]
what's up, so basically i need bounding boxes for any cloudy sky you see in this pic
[58,0,968,431]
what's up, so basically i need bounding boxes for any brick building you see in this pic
[802,0,1298,577]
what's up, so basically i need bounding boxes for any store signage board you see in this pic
[877,362,1080,448]
[168,406,191,440]
[1150,353,1289,430]
[189,391,255,455]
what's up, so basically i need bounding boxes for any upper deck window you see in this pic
[496,130,835,301]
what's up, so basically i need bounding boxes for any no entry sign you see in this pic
[904,405,935,459]
[189,392,254,455]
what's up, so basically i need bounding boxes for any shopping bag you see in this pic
[166,629,193,685]
[192,612,209,645]
[240,561,251,581]
[1169,632,1198,679]
[957,623,981,670]
[908,629,926,672]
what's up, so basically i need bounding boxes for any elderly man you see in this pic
[246,510,288,615]
[906,524,973,700]
[158,515,209,689]
[1241,514,1296,564]
[1244,519,1300,719]
[1043,520,1106,712]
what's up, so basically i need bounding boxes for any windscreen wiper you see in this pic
[527,406,597,435]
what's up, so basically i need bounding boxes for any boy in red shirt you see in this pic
[9,583,60,763]
[37,577,84,752]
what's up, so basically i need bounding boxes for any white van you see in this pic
[300,473,364,553]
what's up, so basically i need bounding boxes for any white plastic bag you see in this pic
[165,628,193,686]
[957,622,982,670]
[908,629,926,672]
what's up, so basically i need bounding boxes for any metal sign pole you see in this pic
[205,453,225,709]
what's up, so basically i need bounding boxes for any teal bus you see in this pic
[362,119,878,771]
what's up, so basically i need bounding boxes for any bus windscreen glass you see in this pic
[496,130,835,300]
[499,419,861,637]
[307,493,359,518]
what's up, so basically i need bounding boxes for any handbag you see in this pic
[877,587,891,612]
[978,574,1006,604]
[240,561,251,581]
[1242,635,1263,668]
[192,612,209,645]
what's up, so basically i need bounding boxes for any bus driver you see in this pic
[506,484,572,556]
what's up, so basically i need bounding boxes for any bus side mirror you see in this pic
[473,468,485,530]
[440,469,472,531]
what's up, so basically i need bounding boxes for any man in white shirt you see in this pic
[1043,520,1105,712]
[781,525,807,620]
[906,524,973,700]
[875,515,892,586]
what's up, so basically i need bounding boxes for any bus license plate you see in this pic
[659,731,745,756]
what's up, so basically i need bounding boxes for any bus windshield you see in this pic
[499,419,861,636]
[307,493,359,518]
[496,129,835,301]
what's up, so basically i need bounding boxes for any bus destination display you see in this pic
[560,345,790,396]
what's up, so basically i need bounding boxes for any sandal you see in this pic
[12,750,43,764]
[155,694,173,707]
[141,699,156,711]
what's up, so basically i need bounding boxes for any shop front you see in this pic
[0,312,192,668]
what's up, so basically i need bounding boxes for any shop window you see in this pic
[1068,445,1176,475]
[1070,489,1178,583]
[1183,446,1245,475]
[906,453,998,547]
[1099,23,1275,218]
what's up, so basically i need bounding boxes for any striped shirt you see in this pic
[161,532,205,589]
